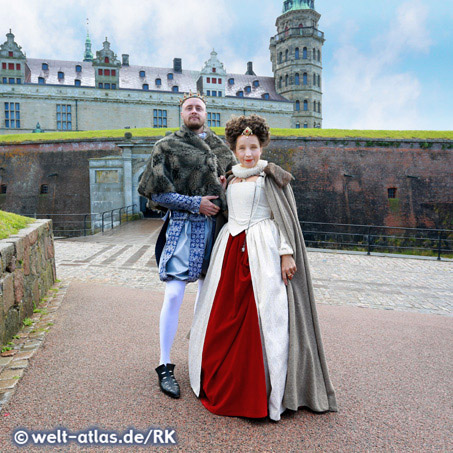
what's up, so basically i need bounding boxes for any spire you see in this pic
[282,0,315,13]
[83,18,93,62]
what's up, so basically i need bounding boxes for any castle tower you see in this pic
[83,31,93,62]
[92,38,121,90]
[270,0,325,128]
[0,30,27,85]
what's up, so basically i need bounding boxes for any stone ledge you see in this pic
[0,219,56,344]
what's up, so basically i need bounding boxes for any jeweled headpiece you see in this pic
[179,91,207,106]
[241,126,254,136]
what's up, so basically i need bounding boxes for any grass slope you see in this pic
[0,210,35,240]
[0,127,452,144]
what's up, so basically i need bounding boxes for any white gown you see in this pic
[189,174,292,421]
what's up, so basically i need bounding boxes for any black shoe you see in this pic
[155,363,180,398]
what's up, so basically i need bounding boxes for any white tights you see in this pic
[159,278,204,365]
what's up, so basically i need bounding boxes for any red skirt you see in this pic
[200,232,268,418]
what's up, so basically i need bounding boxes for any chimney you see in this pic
[173,58,182,73]
[246,61,256,76]
[122,54,129,66]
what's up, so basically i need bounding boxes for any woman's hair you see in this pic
[225,114,270,150]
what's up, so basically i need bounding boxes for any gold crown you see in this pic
[179,91,207,106]
[241,126,254,136]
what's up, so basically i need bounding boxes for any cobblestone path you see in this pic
[55,219,453,316]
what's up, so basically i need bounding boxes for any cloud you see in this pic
[324,0,432,129]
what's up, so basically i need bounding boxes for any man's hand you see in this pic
[199,196,220,216]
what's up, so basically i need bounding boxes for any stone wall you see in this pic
[0,220,56,344]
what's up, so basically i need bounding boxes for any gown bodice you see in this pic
[227,175,272,236]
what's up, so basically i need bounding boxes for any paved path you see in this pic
[56,219,453,316]
[0,219,451,452]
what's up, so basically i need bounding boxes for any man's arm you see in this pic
[151,193,220,216]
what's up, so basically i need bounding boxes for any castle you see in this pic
[0,0,325,134]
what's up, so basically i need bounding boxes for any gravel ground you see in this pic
[0,282,451,452]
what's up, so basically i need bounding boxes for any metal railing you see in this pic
[300,221,453,260]
[17,204,138,237]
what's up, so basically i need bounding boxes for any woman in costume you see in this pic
[188,115,337,421]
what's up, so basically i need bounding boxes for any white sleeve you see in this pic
[277,225,294,256]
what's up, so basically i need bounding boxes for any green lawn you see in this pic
[0,210,35,240]
[0,127,452,144]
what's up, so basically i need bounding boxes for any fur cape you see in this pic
[138,124,236,211]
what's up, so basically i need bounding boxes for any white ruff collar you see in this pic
[232,160,268,179]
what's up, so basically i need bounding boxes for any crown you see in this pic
[179,91,207,106]
[241,126,254,136]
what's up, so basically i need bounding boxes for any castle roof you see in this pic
[25,58,289,102]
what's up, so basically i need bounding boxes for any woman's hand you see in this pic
[281,254,297,286]
[219,175,227,190]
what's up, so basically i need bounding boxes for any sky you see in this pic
[1,0,452,130]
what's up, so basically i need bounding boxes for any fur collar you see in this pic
[264,162,294,188]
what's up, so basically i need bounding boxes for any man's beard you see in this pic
[185,116,204,131]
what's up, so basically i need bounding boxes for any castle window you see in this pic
[228,78,234,84]
[278,52,282,64]
[295,100,300,111]
[218,91,222,97]
[105,69,111,76]
[139,70,146,77]
[8,63,14,70]
[303,100,308,111]
[112,70,116,76]
[303,47,307,59]
[1,63,5,69]
[42,63,48,70]
[76,65,82,72]
[112,83,117,89]
[318,74,321,87]
[319,102,321,113]
[212,91,217,97]
[2,77,6,83]
[167,73,173,80]
[57,104,72,131]
[212,68,216,72]
[142,84,149,90]
[8,51,13,57]
[218,78,221,84]
[0,184,6,194]
[317,49,321,61]
[285,49,289,61]
[9,78,15,84]
[285,75,288,87]
[388,188,397,199]
[4,102,21,129]
[304,122,308,128]
[313,48,316,60]
[237,91,244,97]
[105,83,111,89]
[98,83,103,88]
[296,122,300,129]
[104,57,109,64]
[295,47,299,60]
[75,79,81,86]
[253,80,259,87]
[207,77,211,83]
[16,78,21,84]
[58,71,64,79]
[207,90,211,96]
[208,112,221,127]
[278,77,282,89]
[172,85,179,92]
[99,69,103,75]
[16,64,21,70]
[245,86,251,93]
[156,78,161,86]
[295,73,300,85]
[212,78,217,84]
[38,77,45,84]
[40,185,49,194]
[303,73,307,85]
[313,73,316,85]
[314,100,316,111]
[262,93,270,100]
[153,109,167,128]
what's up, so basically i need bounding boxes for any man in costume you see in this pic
[138,93,236,398]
